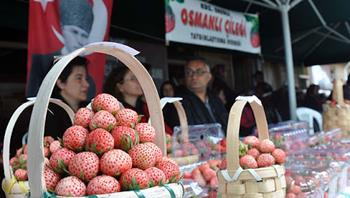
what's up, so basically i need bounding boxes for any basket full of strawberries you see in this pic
[25,42,184,197]
[2,99,75,198]
[217,96,287,197]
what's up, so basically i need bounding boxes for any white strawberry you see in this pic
[55,176,86,196]
[92,93,120,115]
[89,110,116,131]
[86,175,120,195]
[135,123,156,143]
[74,107,94,128]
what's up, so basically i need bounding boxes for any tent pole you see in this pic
[280,3,297,120]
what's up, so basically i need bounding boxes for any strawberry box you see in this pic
[24,42,184,198]
[217,96,286,197]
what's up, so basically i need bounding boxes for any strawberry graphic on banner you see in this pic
[27,0,113,99]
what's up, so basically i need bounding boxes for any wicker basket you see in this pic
[217,96,286,198]
[26,42,184,198]
[2,99,74,198]
[160,98,199,166]
[323,64,350,131]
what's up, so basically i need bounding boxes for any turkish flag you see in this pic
[27,0,113,98]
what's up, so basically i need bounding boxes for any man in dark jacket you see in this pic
[177,58,228,134]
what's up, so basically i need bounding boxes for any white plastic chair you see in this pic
[296,107,323,135]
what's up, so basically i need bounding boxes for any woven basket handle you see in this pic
[27,42,165,197]
[226,96,269,171]
[157,97,188,142]
[2,98,74,180]
[332,64,345,104]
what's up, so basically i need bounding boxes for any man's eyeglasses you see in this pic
[185,69,209,77]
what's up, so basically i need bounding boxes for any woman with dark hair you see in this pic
[103,66,145,115]
[160,81,176,98]
[52,56,90,112]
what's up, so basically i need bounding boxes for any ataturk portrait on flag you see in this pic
[27,0,113,99]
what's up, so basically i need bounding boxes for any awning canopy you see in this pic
[210,0,350,66]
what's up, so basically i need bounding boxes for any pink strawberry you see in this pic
[239,155,258,169]
[44,167,61,192]
[156,159,181,183]
[209,176,219,189]
[14,169,27,181]
[259,139,275,153]
[257,153,275,167]
[247,148,260,159]
[17,154,27,170]
[22,144,28,155]
[92,93,120,115]
[100,149,132,177]
[111,126,139,151]
[49,148,75,174]
[74,107,94,128]
[115,108,139,127]
[272,148,286,164]
[89,110,116,131]
[44,136,55,147]
[243,136,260,148]
[55,176,86,196]
[49,140,62,154]
[10,157,18,167]
[129,143,157,170]
[86,128,114,155]
[86,175,120,195]
[144,142,163,163]
[145,167,166,186]
[135,123,156,143]
[286,193,297,198]
[68,152,99,182]
[120,168,150,190]
[62,125,88,151]
[44,147,50,157]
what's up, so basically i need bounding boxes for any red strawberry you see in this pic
[115,108,139,127]
[259,139,275,153]
[145,167,166,186]
[156,159,181,183]
[49,148,75,174]
[201,168,217,181]
[243,136,260,148]
[247,148,260,159]
[68,152,99,182]
[62,125,88,152]
[257,153,275,167]
[74,107,94,128]
[86,175,120,195]
[44,167,61,192]
[100,149,132,177]
[120,168,150,190]
[272,148,286,164]
[129,143,157,170]
[49,140,62,154]
[14,169,27,181]
[209,176,219,189]
[111,126,139,151]
[86,128,114,155]
[89,110,116,131]
[135,123,156,143]
[92,93,120,115]
[239,155,258,169]
[55,176,86,196]
[144,142,163,163]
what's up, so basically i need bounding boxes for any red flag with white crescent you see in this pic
[27,0,113,98]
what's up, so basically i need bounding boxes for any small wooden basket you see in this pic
[2,99,74,198]
[26,42,184,198]
[323,64,350,131]
[161,98,200,166]
[217,96,286,198]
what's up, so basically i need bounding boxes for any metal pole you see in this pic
[280,4,297,120]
